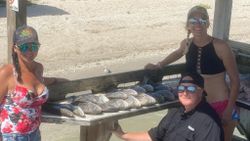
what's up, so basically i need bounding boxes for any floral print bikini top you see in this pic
[0,69,49,134]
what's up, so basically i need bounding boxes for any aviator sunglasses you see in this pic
[177,85,198,94]
[188,18,207,26]
[18,43,40,53]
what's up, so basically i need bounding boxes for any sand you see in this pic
[1,0,250,78]
[0,0,250,140]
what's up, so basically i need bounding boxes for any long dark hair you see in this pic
[12,46,22,83]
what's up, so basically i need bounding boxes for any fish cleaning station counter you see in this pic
[42,101,180,127]
[43,64,183,141]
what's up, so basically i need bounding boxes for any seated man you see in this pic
[112,72,224,141]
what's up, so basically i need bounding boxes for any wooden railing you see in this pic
[47,64,185,101]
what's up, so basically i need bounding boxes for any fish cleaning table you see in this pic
[42,100,180,126]
[43,64,184,141]
[42,100,180,141]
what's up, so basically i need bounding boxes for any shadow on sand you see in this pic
[0,4,69,18]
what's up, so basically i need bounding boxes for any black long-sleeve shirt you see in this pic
[148,99,224,141]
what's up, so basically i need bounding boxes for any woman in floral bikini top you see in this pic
[0,69,48,135]
[0,25,50,141]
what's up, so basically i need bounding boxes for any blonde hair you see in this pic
[183,5,209,55]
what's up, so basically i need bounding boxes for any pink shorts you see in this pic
[210,100,240,120]
[210,100,228,118]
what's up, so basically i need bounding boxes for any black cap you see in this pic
[179,72,204,88]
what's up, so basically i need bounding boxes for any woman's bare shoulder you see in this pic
[0,64,14,77]
[213,38,229,48]
[212,38,234,60]
[179,38,190,49]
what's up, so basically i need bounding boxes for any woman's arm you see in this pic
[214,39,240,120]
[112,122,152,141]
[0,65,12,102]
[145,39,187,70]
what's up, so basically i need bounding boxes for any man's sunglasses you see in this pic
[177,85,198,94]
[188,18,207,26]
[18,43,40,53]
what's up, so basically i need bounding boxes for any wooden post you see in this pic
[6,0,27,63]
[80,122,113,141]
[212,0,232,40]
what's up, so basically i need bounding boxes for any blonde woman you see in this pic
[145,6,239,141]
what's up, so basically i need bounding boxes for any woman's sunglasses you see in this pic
[188,18,207,26]
[177,85,198,94]
[18,43,40,53]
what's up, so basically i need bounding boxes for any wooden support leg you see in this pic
[80,122,114,141]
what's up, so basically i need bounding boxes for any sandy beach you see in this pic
[1,0,250,78]
[0,0,250,140]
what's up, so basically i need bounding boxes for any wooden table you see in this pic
[42,100,180,141]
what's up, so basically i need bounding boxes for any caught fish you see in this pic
[148,92,165,104]
[150,90,176,103]
[100,99,130,112]
[94,94,110,104]
[51,96,76,104]
[108,99,130,110]
[121,89,138,96]
[42,103,75,117]
[140,84,154,92]
[136,93,156,106]
[99,103,119,112]
[74,94,109,105]
[105,91,128,99]
[124,95,141,109]
[154,84,171,91]
[76,102,102,115]
[132,86,146,94]
[71,106,85,117]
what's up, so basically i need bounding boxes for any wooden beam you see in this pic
[6,0,27,63]
[212,0,232,40]
[48,64,185,101]
[228,40,250,74]
[228,40,250,54]
[80,123,112,141]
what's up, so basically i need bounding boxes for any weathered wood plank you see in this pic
[7,0,27,63]
[80,123,112,141]
[228,40,250,74]
[213,0,232,40]
[48,64,185,101]
[229,40,250,55]
[236,52,250,74]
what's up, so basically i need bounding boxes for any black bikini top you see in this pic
[185,40,226,75]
